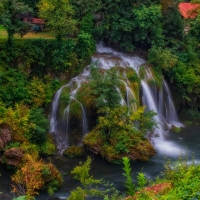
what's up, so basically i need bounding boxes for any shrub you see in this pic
[11,154,63,199]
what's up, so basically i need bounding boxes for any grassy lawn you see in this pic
[0,25,7,38]
[0,24,55,39]
[20,31,55,39]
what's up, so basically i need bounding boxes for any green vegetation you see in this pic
[68,157,122,200]
[0,1,95,197]
[63,145,84,158]
[63,64,156,162]
[122,157,135,196]
[131,156,200,200]
[0,0,32,44]
[67,156,200,200]
[0,0,200,199]
[37,0,77,41]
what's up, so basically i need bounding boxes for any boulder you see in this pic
[0,126,12,149]
[3,147,24,166]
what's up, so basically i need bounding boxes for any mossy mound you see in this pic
[84,128,156,163]
[139,65,163,89]
[63,145,84,158]
[119,81,127,101]
[58,86,70,117]
[69,99,82,120]
[76,82,96,108]
[118,67,140,108]
[171,125,181,133]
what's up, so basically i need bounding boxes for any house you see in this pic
[23,17,45,32]
[178,3,200,19]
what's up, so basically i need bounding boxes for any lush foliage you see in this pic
[0,0,32,43]
[0,38,94,74]
[1,0,200,199]
[122,157,135,196]
[89,65,121,109]
[84,106,156,162]
[132,156,200,199]
[11,154,63,199]
[68,157,122,200]
[37,0,77,41]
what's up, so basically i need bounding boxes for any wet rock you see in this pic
[171,125,181,133]
[154,133,160,137]
[63,145,84,158]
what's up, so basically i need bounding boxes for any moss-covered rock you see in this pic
[76,82,96,108]
[2,147,25,166]
[118,67,140,110]
[84,128,156,163]
[139,65,163,89]
[171,125,181,133]
[63,145,84,158]
[58,86,70,117]
[69,99,82,120]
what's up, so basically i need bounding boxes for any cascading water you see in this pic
[141,80,164,139]
[141,69,183,155]
[120,80,137,111]
[50,42,183,155]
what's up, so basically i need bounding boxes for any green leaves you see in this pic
[69,157,121,199]
[137,172,148,189]
[37,0,77,41]
[122,157,135,196]
[0,0,33,43]
[12,196,27,200]
[132,5,164,47]
[89,66,121,109]
[148,47,178,70]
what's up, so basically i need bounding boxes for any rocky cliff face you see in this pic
[0,126,12,149]
[3,147,25,166]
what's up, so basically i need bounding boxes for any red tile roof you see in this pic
[23,17,45,24]
[32,18,45,25]
[178,3,200,19]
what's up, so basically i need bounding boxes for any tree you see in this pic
[21,0,39,15]
[0,0,32,44]
[89,65,121,110]
[37,0,77,41]
[148,47,178,70]
[70,0,102,19]
[162,6,184,39]
[132,5,164,48]
[189,14,200,43]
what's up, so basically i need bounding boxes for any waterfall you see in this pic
[141,80,163,139]
[50,67,90,152]
[162,80,181,127]
[50,86,64,133]
[50,42,182,155]
[75,100,88,141]
[120,80,137,111]
[141,73,183,155]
